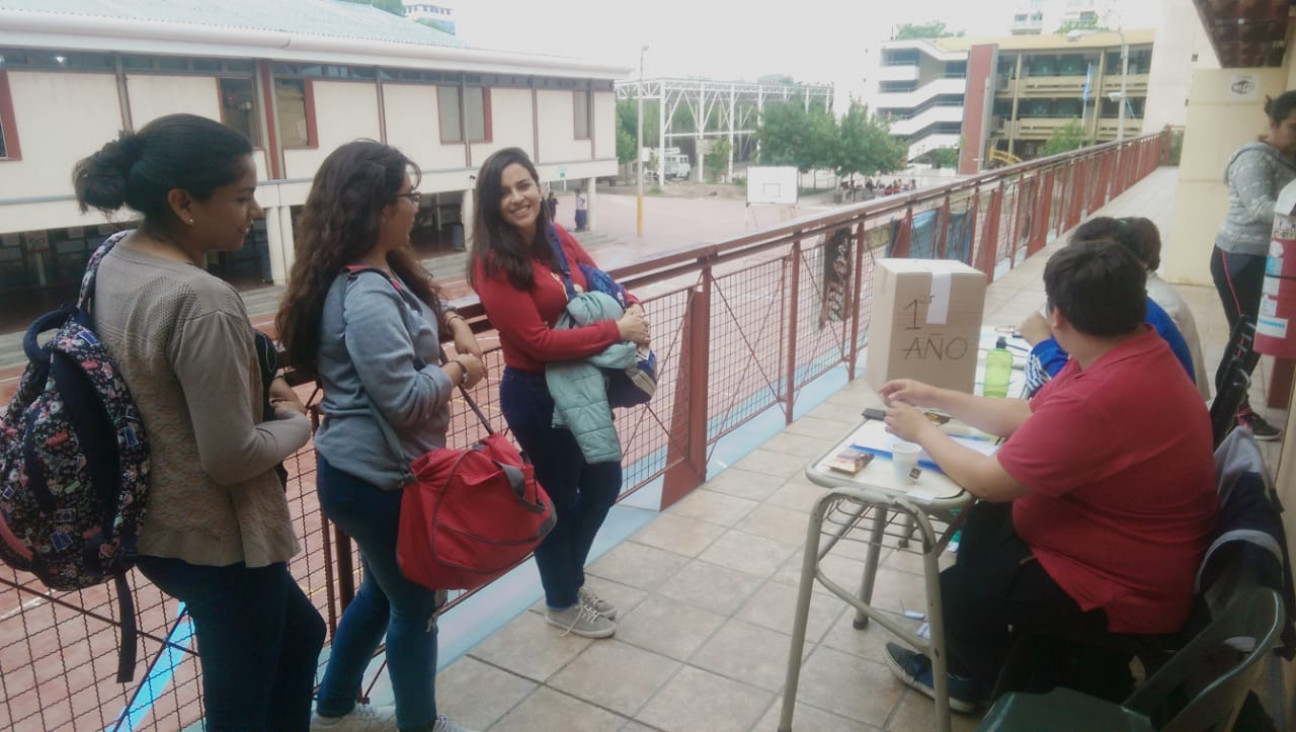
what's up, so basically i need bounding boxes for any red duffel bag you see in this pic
[397,431,555,591]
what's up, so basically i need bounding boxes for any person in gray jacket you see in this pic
[277,141,484,732]
[1210,90,1296,440]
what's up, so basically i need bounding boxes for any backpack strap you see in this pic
[78,230,130,312]
[545,224,578,300]
[114,571,138,683]
[337,268,495,462]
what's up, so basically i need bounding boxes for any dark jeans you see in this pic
[316,457,442,732]
[940,501,1126,700]
[1210,246,1267,398]
[134,556,325,732]
[500,367,621,609]
[574,209,588,231]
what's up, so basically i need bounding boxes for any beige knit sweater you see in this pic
[93,236,311,567]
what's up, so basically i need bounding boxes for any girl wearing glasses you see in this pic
[277,141,483,732]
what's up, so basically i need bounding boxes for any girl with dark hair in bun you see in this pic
[74,113,322,731]
[1210,90,1296,440]
[277,140,482,732]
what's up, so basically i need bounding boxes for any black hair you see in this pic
[1122,217,1162,271]
[467,147,553,291]
[1070,215,1161,270]
[1265,91,1296,126]
[1044,239,1146,337]
[73,113,253,222]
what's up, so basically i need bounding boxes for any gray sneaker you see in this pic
[578,586,617,620]
[310,703,397,731]
[545,601,616,638]
[431,715,477,732]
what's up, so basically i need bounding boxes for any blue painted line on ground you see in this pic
[112,602,193,732]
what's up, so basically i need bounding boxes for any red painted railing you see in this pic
[0,130,1169,731]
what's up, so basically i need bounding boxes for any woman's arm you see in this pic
[343,278,458,428]
[474,262,626,362]
[879,379,1032,438]
[1232,151,1283,225]
[172,310,311,487]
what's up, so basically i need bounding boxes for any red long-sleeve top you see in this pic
[474,224,634,373]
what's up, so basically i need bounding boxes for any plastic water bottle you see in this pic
[984,337,1013,398]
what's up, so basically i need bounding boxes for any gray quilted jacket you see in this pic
[1217,142,1296,256]
[546,291,637,464]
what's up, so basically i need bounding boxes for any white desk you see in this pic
[778,417,975,732]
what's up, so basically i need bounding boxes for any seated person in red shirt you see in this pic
[878,240,1219,712]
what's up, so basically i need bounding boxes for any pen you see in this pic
[849,444,944,474]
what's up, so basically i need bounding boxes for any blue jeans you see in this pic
[134,556,325,732]
[500,367,622,609]
[315,457,441,732]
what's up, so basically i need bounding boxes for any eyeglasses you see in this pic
[397,191,422,206]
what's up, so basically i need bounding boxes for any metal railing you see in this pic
[0,130,1170,731]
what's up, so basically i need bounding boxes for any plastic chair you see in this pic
[976,587,1284,732]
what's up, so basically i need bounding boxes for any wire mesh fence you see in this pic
[0,130,1170,731]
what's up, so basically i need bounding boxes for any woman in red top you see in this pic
[469,148,650,638]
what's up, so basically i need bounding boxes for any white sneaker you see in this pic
[432,715,478,732]
[311,703,397,731]
[545,602,616,638]
[578,586,617,620]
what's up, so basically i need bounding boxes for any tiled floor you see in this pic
[423,167,1289,732]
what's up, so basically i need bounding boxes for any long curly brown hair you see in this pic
[276,140,442,379]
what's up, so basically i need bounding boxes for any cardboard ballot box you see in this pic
[865,258,987,394]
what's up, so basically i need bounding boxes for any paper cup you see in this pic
[891,441,921,484]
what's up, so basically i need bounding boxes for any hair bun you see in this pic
[73,131,145,213]
[104,132,145,172]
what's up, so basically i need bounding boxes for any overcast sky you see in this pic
[455,0,1163,83]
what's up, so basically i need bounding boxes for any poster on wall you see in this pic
[1228,73,1259,101]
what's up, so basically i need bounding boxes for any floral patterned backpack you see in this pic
[0,233,150,682]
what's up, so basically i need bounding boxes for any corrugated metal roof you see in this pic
[0,0,463,48]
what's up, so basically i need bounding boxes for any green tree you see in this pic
[920,146,960,169]
[616,127,636,166]
[1041,118,1088,156]
[615,98,661,164]
[339,0,406,15]
[894,21,963,40]
[833,102,907,180]
[704,139,732,181]
[757,103,812,169]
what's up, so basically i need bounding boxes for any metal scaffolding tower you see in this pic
[614,77,834,183]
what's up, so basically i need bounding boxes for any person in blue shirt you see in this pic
[1020,217,1195,397]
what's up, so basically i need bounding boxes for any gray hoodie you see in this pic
[1216,141,1296,256]
[314,269,455,490]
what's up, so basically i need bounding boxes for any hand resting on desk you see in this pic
[878,379,1030,503]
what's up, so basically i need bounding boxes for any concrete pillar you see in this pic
[461,188,475,249]
[696,85,706,183]
[265,206,294,286]
[586,178,597,231]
